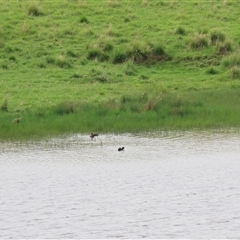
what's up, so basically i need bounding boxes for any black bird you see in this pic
[118,147,124,151]
[90,133,99,139]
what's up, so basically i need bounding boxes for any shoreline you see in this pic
[1,89,240,141]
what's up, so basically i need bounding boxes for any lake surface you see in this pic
[0,130,240,239]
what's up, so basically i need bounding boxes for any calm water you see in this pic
[0,131,240,239]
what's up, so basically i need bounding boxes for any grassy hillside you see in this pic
[1,0,240,139]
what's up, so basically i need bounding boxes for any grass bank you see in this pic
[1,1,240,140]
[1,88,240,140]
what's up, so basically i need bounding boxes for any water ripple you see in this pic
[0,130,240,238]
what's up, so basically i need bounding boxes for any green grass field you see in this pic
[1,0,240,140]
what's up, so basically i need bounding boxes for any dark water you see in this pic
[0,131,240,238]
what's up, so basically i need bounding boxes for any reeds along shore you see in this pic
[1,88,240,140]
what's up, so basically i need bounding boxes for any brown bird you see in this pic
[14,118,21,123]
[118,147,124,151]
[90,133,99,139]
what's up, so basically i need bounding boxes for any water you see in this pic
[0,131,240,239]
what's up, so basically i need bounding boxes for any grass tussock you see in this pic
[107,0,121,8]
[221,52,240,68]
[28,3,44,16]
[216,41,233,54]
[206,66,218,75]
[210,29,226,44]
[175,26,187,35]
[190,34,209,49]
[80,16,89,23]
[45,55,72,68]
[1,99,8,112]
[55,55,72,69]
[87,38,169,64]
[87,49,109,62]
[232,66,240,79]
